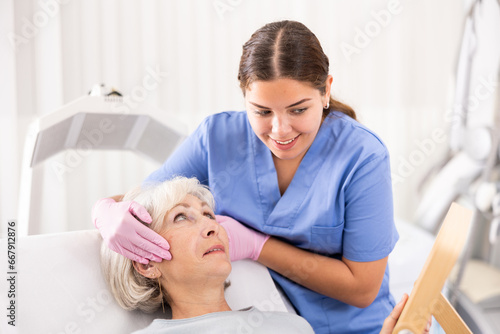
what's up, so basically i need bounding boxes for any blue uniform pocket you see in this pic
[310,224,344,255]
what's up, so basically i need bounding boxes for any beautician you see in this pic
[93,20,399,334]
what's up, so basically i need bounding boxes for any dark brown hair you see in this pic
[238,20,356,120]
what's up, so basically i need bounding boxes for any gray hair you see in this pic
[100,176,215,313]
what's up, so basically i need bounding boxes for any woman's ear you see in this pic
[133,261,161,279]
[323,74,333,104]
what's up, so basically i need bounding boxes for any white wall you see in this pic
[1,0,466,235]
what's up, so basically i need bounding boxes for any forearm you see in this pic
[257,237,386,308]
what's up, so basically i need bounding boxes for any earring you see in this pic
[324,102,330,110]
[158,277,165,314]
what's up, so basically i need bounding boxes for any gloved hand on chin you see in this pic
[217,215,270,261]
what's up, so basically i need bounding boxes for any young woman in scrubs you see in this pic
[93,20,399,334]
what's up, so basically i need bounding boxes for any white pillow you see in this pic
[0,230,290,334]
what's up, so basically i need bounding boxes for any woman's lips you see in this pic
[271,135,300,150]
[203,245,225,256]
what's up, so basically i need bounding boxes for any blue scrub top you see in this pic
[145,111,399,334]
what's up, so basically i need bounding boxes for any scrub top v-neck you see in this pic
[251,115,332,231]
[144,111,399,334]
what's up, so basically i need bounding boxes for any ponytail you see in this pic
[324,97,357,120]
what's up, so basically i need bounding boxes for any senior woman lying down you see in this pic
[100,177,418,333]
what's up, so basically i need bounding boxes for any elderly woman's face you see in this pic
[156,194,231,284]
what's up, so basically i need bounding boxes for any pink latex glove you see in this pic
[217,215,270,261]
[92,198,171,264]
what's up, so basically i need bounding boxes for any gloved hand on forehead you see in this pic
[92,198,172,264]
[217,215,270,261]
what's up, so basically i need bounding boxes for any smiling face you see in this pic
[155,194,231,286]
[245,78,331,164]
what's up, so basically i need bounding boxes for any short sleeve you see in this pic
[143,117,210,186]
[342,151,399,262]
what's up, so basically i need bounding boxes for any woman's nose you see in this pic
[202,217,220,237]
[272,114,291,136]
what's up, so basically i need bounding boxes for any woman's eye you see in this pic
[291,108,307,114]
[254,110,271,116]
[174,213,187,222]
[205,213,215,220]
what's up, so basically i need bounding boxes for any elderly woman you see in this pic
[99,177,417,333]
[100,177,314,333]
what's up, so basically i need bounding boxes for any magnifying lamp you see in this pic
[18,84,187,235]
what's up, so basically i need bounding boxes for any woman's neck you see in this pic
[273,154,302,195]
[167,283,231,319]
